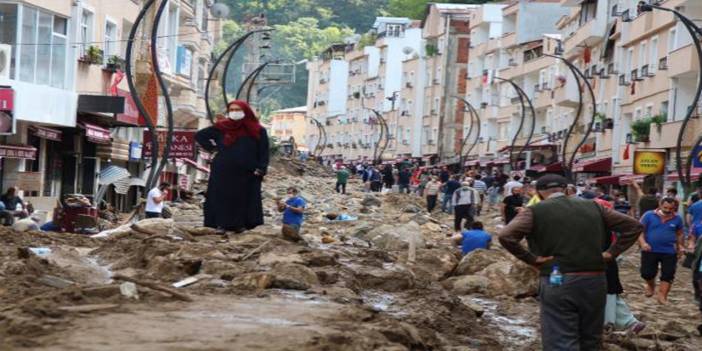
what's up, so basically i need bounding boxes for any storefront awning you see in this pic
[30,125,62,142]
[487,158,510,166]
[666,168,702,182]
[464,160,480,167]
[589,175,622,185]
[573,157,612,173]
[0,144,37,160]
[529,162,563,173]
[81,123,111,144]
[619,174,646,185]
[180,158,210,173]
[498,141,557,153]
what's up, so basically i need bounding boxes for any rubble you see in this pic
[0,158,700,350]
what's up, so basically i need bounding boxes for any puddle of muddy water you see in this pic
[463,296,537,348]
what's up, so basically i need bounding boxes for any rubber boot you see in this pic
[657,281,672,304]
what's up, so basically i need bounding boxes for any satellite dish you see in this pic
[402,47,414,55]
[210,3,230,19]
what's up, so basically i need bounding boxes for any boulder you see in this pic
[442,275,490,295]
[454,249,509,276]
[354,266,415,292]
[258,252,304,266]
[400,249,458,281]
[361,195,382,207]
[270,263,319,290]
[476,260,539,297]
[356,221,425,251]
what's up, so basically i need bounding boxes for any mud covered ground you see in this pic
[0,159,700,350]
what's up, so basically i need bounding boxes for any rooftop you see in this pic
[273,106,307,114]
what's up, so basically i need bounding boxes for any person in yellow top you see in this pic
[526,181,541,207]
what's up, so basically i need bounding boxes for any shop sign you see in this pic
[129,142,143,161]
[16,172,42,192]
[0,144,36,159]
[0,87,15,135]
[693,145,702,168]
[633,151,666,175]
[179,173,190,189]
[143,130,195,160]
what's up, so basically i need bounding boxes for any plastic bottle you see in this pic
[549,265,563,286]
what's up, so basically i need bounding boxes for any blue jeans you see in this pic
[441,194,453,214]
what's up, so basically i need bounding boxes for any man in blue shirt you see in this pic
[277,187,306,241]
[461,221,491,255]
[688,198,702,226]
[639,197,684,304]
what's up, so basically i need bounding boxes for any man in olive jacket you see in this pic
[499,174,643,350]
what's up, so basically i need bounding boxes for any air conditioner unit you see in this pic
[0,44,11,81]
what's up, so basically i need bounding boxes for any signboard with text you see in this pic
[0,88,15,135]
[143,130,195,160]
[634,150,666,175]
[693,145,702,168]
[16,172,42,192]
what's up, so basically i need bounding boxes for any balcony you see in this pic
[500,32,516,49]
[648,119,697,149]
[668,44,698,79]
[472,42,487,57]
[180,0,195,19]
[563,18,607,56]
[534,89,552,110]
[553,83,579,108]
[497,104,518,120]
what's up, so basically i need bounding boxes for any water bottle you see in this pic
[549,265,563,286]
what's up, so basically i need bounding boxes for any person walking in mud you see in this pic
[499,174,642,350]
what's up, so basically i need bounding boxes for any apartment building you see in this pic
[0,0,221,214]
[269,106,307,147]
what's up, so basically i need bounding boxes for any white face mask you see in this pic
[228,111,245,120]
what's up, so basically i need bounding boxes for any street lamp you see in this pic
[639,1,702,191]
[544,53,596,180]
[494,77,536,172]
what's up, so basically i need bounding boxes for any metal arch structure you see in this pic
[369,109,390,164]
[309,118,328,158]
[151,0,176,185]
[222,29,273,105]
[544,53,597,180]
[236,62,271,102]
[124,0,159,192]
[639,2,702,192]
[204,28,272,122]
[452,96,482,171]
[494,77,536,171]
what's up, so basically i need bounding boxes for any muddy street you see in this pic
[1,158,701,350]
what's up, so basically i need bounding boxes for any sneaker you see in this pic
[627,321,646,335]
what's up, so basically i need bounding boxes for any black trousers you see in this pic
[145,211,162,219]
[454,204,474,231]
[371,181,382,192]
[336,182,347,194]
[426,195,438,212]
[539,275,607,351]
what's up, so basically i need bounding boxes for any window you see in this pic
[435,67,441,84]
[79,9,94,57]
[639,41,647,69]
[579,0,598,26]
[386,24,404,38]
[104,20,117,59]
[15,5,68,88]
[176,46,193,77]
[201,0,208,31]
[668,28,677,54]
[645,104,653,118]
[625,48,633,79]
[650,36,659,72]
[660,101,669,119]
[156,2,180,73]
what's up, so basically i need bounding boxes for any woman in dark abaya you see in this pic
[195,100,269,233]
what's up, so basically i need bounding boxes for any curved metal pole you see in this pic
[544,54,585,179]
[125,0,158,191]
[151,0,175,183]
[507,83,537,170]
[222,29,273,105]
[236,62,269,101]
[494,77,528,171]
[370,109,389,164]
[465,102,482,161]
[452,96,477,170]
[205,29,271,123]
[245,62,271,102]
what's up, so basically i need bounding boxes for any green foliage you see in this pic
[425,44,439,57]
[630,117,660,140]
[385,0,501,19]
[357,33,378,49]
[271,17,354,61]
[594,112,607,122]
[269,136,281,156]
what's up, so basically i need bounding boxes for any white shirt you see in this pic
[503,181,524,197]
[146,188,164,213]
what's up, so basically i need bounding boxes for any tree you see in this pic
[385,0,500,20]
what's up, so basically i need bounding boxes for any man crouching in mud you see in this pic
[498,174,643,350]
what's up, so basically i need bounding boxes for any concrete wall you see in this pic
[517,2,570,44]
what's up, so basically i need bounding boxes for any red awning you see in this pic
[589,175,622,185]
[498,141,557,153]
[464,160,480,167]
[573,157,612,173]
[81,123,111,144]
[666,168,702,182]
[619,174,646,185]
[30,126,62,141]
[180,158,210,173]
[0,144,37,160]
[488,158,510,166]
[529,162,563,173]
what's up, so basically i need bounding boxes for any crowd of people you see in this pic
[329,160,702,348]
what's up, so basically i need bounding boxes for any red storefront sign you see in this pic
[30,126,62,141]
[116,89,139,125]
[143,130,195,160]
[82,123,111,144]
[0,144,36,159]
[0,88,15,135]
